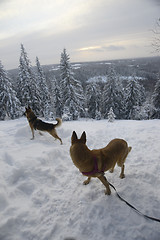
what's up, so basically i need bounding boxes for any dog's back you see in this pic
[33,118,62,131]
[32,119,52,131]
[92,139,130,171]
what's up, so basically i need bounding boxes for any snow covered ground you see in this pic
[0,118,160,240]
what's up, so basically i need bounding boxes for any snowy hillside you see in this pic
[0,118,160,240]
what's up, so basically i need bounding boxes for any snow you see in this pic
[87,76,107,83]
[71,64,82,69]
[87,75,145,84]
[0,118,160,240]
[49,66,60,71]
[119,76,145,81]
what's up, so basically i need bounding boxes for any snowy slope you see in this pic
[0,118,160,240]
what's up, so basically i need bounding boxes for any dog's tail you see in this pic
[128,146,132,153]
[55,118,62,128]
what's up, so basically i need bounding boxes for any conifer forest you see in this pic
[0,44,160,121]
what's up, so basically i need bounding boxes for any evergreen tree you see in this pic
[116,75,126,119]
[52,77,63,118]
[36,56,51,118]
[125,75,146,119]
[60,48,85,120]
[0,61,22,120]
[18,44,41,115]
[152,75,160,118]
[102,66,125,119]
[86,82,101,119]
[108,107,116,122]
[133,100,154,120]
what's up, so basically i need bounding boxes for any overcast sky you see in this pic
[0,0,160,70]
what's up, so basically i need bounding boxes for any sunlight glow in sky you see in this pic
[0,0,159,69]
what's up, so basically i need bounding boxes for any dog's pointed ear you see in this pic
[71,131,78,144]
[80,131,86,144]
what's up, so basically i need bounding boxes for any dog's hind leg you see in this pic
[119,164,125,179]
[117,157,126,179]
[55,134,63,145]
[98,175,111,195]
[83,177,91,185]
[50,130,63,145]
[118,146,132,179]
[109,161,116,173]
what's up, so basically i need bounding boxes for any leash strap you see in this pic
[108,182,160,223]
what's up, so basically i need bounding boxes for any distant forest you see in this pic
[1,44,160,121]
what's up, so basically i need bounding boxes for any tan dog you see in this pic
[25,107,62,144]
[70,131,132,195]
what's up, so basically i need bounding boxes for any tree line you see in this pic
[0,44,160,121]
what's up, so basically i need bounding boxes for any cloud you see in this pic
[78,45,126,53]
[0,0,160,69]
[103,45,126,51]
[78,46,101,51]
[152,0,160,5]
[0,0,11,5]
[0,0,93,40]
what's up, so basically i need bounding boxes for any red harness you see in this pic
[81,156,105,176]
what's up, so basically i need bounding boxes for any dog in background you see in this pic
[25,107,62,144]
[70,131,132,195]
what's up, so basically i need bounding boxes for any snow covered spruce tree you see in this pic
[125,75,146,119]
[102,66,125,119]
[52,77,63,118]
[152,74,160,118]
[18,44,41,115]
[0,61,22,120]
[136,98,154,120]
[86,82,101,119]
[36,56,51,119]
[60,48,85,120]
[108,107,116,122]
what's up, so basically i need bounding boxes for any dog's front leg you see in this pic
[83,177,91,185]
[31,128,34,140]
[98,175,111,195]
[29,124,35,140]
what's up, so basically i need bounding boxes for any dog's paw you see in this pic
[105,188,111,195]
[119,173,125,179]
[83,179,90,185]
